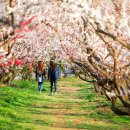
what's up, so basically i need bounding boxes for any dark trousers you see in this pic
[50,80,57,92]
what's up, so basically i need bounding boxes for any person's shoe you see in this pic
[54,92,57,95]
[50,92,53,95]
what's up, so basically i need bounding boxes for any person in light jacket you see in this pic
[48,61,60,95]
[36,61,46,93]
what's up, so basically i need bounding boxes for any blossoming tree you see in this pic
[0,0,130,115]
[59,0,130,115]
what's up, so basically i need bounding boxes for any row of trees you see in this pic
[60,0,130,115]
[0,0,130,115]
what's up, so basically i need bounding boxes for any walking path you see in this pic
[30,81,88,130]
[15,78,130,130]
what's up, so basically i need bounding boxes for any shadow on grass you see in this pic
[26,108,89,117]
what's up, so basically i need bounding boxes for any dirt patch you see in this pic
[58,87,80,93]
[45,108,90,116]
[95,107,112,114]
[0,84,7,87]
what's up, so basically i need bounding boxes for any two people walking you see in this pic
[35,60,60,95]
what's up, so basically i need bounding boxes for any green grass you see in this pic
[0,77,130,130]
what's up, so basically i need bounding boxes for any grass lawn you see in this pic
[0,77,130,130]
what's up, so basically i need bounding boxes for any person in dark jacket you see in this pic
[36,61,46,93]
[48,61,60,95]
